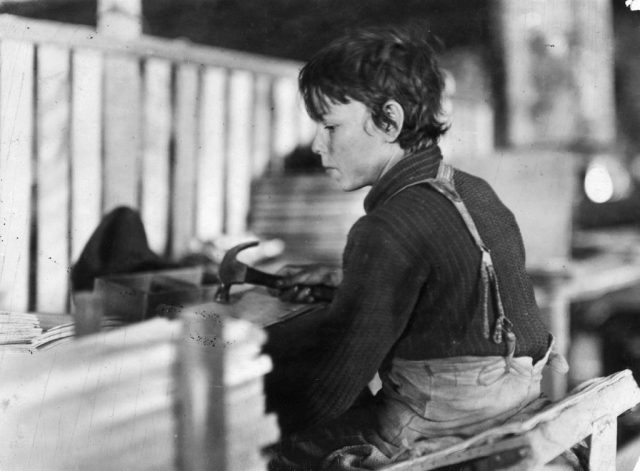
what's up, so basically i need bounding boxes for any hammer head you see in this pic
[214,240,259,303]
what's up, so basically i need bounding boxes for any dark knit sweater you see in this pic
[297,145,550,429]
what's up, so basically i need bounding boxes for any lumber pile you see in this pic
[178,302,279,471]
[30,317,125,350]
[0,305,279,471]
[223,315,280,470]
[0,309,125,354]
[0,311,42,354]
[0,318,181,471]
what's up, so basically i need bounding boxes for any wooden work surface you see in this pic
[530,228,640,399]
[567,228,640,301]
[566,252,640,302]
[209,287,332,362]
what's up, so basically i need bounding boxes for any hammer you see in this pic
[214,241,336,303]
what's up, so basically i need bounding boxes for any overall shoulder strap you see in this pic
[384,161,455,203]
[384,161,511,346]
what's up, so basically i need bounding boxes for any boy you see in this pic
[272,26,575,470]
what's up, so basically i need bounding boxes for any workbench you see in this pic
[532,228,640,399]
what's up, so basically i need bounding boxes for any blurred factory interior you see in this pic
[2,0,640,469]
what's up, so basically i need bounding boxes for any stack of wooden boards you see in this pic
[251,175,367,263]
[0,298,281,471]
[181,304,280,471]
[0,310,124,353]
[0,311,42,353]
[30,317,125,350]
[0,318,181,471]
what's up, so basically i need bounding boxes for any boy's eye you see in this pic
[324,125,336,131]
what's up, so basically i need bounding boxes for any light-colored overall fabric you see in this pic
[320,344,575,470]
[374,340,562,454]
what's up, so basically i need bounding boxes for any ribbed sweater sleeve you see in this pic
[297,215,430,428]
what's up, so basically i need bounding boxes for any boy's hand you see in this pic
[274,264,342,303]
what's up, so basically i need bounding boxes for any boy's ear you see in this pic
[381,100,404,141]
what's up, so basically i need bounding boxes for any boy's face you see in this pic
[311,100,397,191]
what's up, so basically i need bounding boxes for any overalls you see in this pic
[368,161,568,458]
[279,162,569,471]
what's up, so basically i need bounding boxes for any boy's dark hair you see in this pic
[299,26,449,151]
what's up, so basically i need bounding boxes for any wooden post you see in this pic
[97,0,142,39]
[589,415,617,471]
[172,63,200,256]
[531,269,572,401]
[271,77,299,173]
[70,50,103,264]
[98,0,143,212]
[197,67,227,240]
[141,59,172,255]
[0,40,34,312]
[36,45,71,312]
[252,74,273,179]
[226,71,254,235]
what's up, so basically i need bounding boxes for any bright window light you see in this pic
[584,162,614,204]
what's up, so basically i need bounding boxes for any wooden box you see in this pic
[94,267,215,322]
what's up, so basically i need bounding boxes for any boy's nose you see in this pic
[311,128,325,155]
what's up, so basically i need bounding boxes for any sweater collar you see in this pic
[364,144,443,213]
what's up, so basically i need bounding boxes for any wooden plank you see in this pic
[565,253,640,302]
[141,58,172,255]
[0,14,302,78]
[196,67,226,240]
[0,40,34,312]
[70,50,102,264]
[521,380,635,468]
[589,415,617,471]
[35,45,71,312]
[102,54,141,211]
[176,307,226,471]
[251,74,272,179]
[271,76,299,173]
[171,63,199,257]
[225,70,253,235]
[0,318,180,470]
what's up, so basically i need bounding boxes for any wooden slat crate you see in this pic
[0,306,278,471]
[0,14,313,313]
